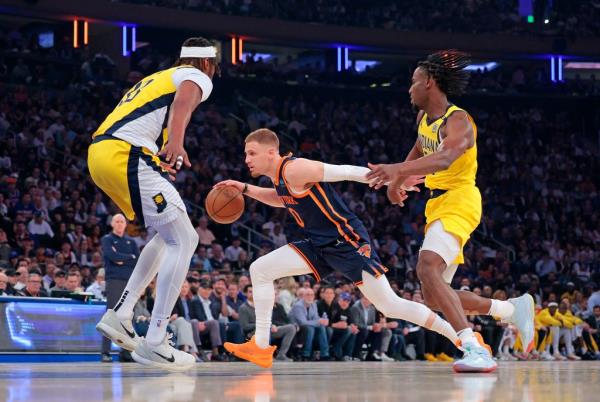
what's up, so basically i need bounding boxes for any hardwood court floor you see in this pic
[0,361,598,402]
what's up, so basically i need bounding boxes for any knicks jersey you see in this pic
[417,104,477,190]
[93,66,212,154]
[274,156,369,247]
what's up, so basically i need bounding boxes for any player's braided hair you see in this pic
[418,50,471,96]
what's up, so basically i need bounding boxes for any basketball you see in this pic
[205,185,245,224]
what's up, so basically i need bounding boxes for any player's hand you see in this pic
[271,325,278,333]
[401,175,425,191]
[158,141,191,170]
[159,161,177,181]
[213,180,245,192]
[366,163,398,189]
[387,185,409,206]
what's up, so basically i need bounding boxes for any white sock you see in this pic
[114,233,166,321]
[253,281,275,349]
[488,299,515,320]
[146,316,170,346]
[248,245,313,349]
[145,211,198,347]
[357,271,459,344]
[457,328,479,349]
[429,315,459,344]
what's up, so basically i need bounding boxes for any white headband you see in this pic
[180,46,217,58]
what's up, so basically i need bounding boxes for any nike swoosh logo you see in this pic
[121,323,135,338]
[153,351,175,363]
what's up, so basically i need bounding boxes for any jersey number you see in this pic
[118,78,155,107]
[288,208,305,228]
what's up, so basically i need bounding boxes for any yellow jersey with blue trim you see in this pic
[92,65,213,154]
[417,104,477,190]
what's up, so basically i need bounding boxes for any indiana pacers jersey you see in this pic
[274,156,388,285]
[417,104,482,264]
[417,104,477,191]
[88,66,212,227]
[93,65,213,154]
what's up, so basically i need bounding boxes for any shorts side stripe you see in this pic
[127,146,145,226]
[288,243,321,282]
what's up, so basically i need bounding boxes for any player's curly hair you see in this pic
[418,50,471,96]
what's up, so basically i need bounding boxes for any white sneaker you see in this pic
[507,294,535,353]
[553,353,567,361]
[380,352,394,362]
[372,352,383,361]
[567,354,581,361]
[540,351,555,361]
[96,309,141,351]
[132,337,196,372]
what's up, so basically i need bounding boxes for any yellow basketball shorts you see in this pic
[424,185,482,264]
[87,136,185,227]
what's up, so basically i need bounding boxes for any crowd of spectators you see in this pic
[118,0,600,38]
[1,24,599,362]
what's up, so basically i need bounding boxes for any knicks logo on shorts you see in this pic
[152,193,167,213]
[357,244,371,258]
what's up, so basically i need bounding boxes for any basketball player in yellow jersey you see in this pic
[89,37,217,371]
[368,50,535,372]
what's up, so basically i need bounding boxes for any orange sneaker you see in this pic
[224,336,277,368]
[455,332,493,356]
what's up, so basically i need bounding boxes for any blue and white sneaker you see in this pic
[506,294,535,353]
[453,345,498,373]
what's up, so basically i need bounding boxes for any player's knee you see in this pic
[249,258,268,282]
[416,255,440,284]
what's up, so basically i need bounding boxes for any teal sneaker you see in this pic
[506,294,535,353]
[453,345,498,373]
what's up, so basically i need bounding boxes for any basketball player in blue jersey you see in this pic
[89,37,217,371]
[214,128,461,368]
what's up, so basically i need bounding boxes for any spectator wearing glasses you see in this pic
[17,271,48,297]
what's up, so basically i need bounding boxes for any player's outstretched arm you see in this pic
[284,158,373,187]
[213,180,284,208]
[367,111,473,189]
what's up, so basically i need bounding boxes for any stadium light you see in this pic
[122,26,128,57]
[558,57,563,81]
[73,19,78,48]
[464,62,500,72]
[231,37,236,65]
[83,21,88,46]
[131,26,136,52]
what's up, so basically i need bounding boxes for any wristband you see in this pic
[242,183,248,194]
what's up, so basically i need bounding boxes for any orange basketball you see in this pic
[205,185,245,224]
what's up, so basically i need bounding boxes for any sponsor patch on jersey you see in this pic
[152,193,167,213]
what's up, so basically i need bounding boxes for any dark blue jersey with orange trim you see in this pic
[273,156,369,247]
